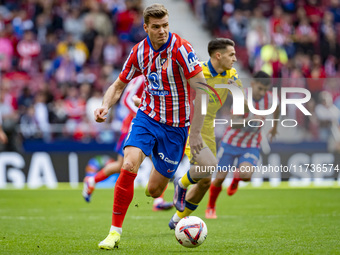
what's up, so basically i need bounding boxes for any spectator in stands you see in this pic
[246,23,269,70]
[34,91,51,141]
[129,10,146,44]
[0,29,14,72]
[17,30,41,73]
[204,0,223,35]
[103,35,124,68]
[17,86,34,115]
[295,17,317,56]
[256,40,288,78]
[0,82,19,151]
[20,105,40,139]
[227,9,248,46]
[57,33,88,69]
[329,0,340,24]
[83,1,112,38]
[315,91,340,141]
[76,66,97,85]
[63,9,85,41]
[307,54,327,100]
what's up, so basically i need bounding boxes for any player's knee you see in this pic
[122,161,136,172]
[148,186,162,198]
[239,172,252,181]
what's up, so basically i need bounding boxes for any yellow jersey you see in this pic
[185,60,243,160]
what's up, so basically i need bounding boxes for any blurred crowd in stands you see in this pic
[0,0,144,150]
[0,0,339,151]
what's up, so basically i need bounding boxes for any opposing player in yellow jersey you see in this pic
[170,38,243,229]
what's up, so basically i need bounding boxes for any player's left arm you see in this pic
[188,71,207,156]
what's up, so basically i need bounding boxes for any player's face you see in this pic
[251,82,269,101]
[144,16,169,50]
[219,46,237,70]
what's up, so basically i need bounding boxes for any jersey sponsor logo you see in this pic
[148,72,160,90]
[150,90,169,96]
[167,169,175,173]
[188,52,198,68]
[158,152,179,165]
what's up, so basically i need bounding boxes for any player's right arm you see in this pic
[94,78,127,123]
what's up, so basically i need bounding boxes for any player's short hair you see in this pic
[143,4,169,24]
[208,38,235,56]
[253,71,271,86]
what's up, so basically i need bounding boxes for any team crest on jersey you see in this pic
[148,72,160,90]
[161,58,168,70]
[188,52,198,68]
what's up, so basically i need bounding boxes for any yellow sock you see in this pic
[176,207,193,218]
[180,172,197,188]
[176,200,199,218]
[145,183,151,197]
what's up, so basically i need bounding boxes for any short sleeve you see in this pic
[176,42,202,80]
[119,48,142,83]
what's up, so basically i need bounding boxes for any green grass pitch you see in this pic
[1,185,339,254]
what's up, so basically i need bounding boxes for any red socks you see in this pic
[208,183,222,208]
[234,170,242,181]
[112,169,137,228]
[94,169,108,183]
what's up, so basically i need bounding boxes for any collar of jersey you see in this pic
[147,32,172,52]
[207,59,226,77]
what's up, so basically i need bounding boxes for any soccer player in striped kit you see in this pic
[94,4,207,249]
[82,75,173,210]
[206,71,280,218]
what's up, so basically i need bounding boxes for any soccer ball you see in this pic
[175,216,208,248]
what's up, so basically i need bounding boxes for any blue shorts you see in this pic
[217,142,260,169]
[124,110,188,178]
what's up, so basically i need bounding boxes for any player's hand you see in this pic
[132,95,141,107]
[268,127,278,142]
[189,132,204,157]
[94,107,109,123]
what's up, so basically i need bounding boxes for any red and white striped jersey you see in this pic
[222,88,275,148]
[119,32,202,127]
